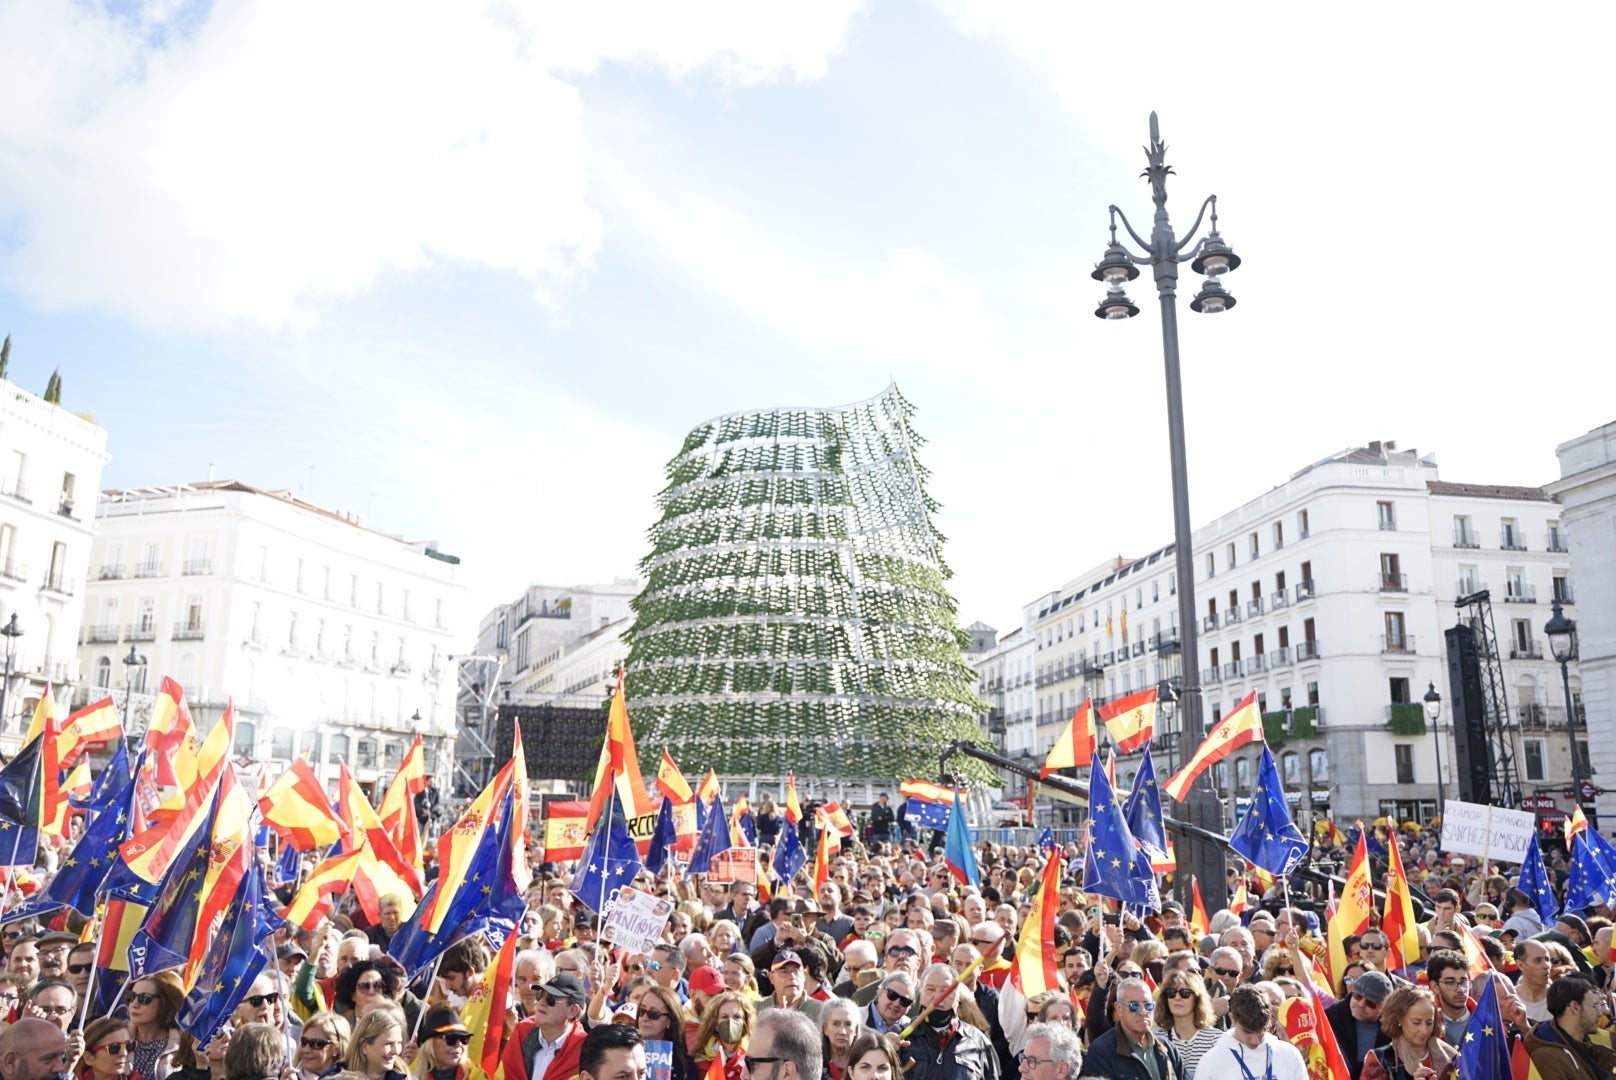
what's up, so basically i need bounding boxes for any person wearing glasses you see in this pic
[235,971,302,1068]
[125,973,185,1080]
[635,985,695,1080]
[851,933,922,1007]
[75,1017,131,1080]
[1193,986,1307,1080]
[1019,1022,1080,1080]
[1322,970,1392,1080]
[1154,971,1220,1080]
[291,1012,348,1080]
[860,974,914,1036]
[1353,932,1392,975]
[746,1009,821,1080]
[411,1007,480,1080]
[35,933,76,983]
[1357,986,1455,1080]
[1422,950,1474,1046]
[1077,978,1181,1080]
[335,961,419,1033]
[501,972,590,1080]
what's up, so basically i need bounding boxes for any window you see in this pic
[1553,574,1573,603]
[137,597,155,633]
[1213,762,1230,793]
[1226,542,1237,570]
[94,656,111,688]
[1282,753,1301,788]
[234,721,257,757]
[1307,681,1319,706]
[1297,509,1310,538]
[1458,565,1480,595]
[1501,517,1523,549]
[271,727,295,759]
[1377,501,1396,530]
[1380,553,1402,590]
[1210,646,1219,668]
[1256,691,1267,712]
[1524,740,1545,781]
[1249,532,1260,559]
[1152,580,1160,602]
[1505,568,1529,601]
[288,611,299,647]
[384,741,403,766]
[1254,632,1265,656]
[184,595,202,631]
[377,583,386,614]
[1278,625,1290,648]
[1389,677,1410,704]
[1206,553,1216,578]
[350,574,359,606]
[357,739,376,768]
[1235,757,1253,791]
[1275,569,1287,594]
[295,557,305,592]
[46,542,66,589]
[1548,520,1566,551]
[329,733,349,763]
[1385,612,1407,650]
[1273,521,1285,549]
[1454,514,1476,547]
[323,566,332,600]
[1169,572,1177,596]
[1394,745,1415,784]
[1303,617,1316,643]
[1512,619,1533,656]
[1309,748,1329,784]
[1231,640,1242,662]
[1135,588,1143,610]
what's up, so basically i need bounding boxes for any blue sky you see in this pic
[1,1,1611,638]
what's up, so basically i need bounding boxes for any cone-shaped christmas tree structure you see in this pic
[624,384,990,784]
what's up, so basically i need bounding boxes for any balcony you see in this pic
[1247,598,1264,617]
[0,478,31,505]
[1295,580,1316,602]
[1269,646,1293,668]
[1453,528,1480,549]
[1381,634,1416,655]
[127,623,157,642]
[1553,586,1576,605]
[1202,666,1222,685]
[81,624,120,644]
[1296,640,1321,661]
[0,560,26,584]
[244,626,267,649]
[1547,532,1568,553]
[1500,529,1527,551]
[1131,641,1146,657]
[134,562,164,578]
[1271,590,1290,610]
[1223,608,1242,626]
[1246,654,1268,673]
[1508,639,1543,660]
[1153,630,1181,653]
[1080,656,1105,675]
[1386,703,1427,735]
[1456,579,1486,598]
[1378,572,1408,593]
[1202,615,1218,633]
[1292,705,1322,737]
[183,559,213,576]
[172,622,206,641]
[390,661,412,677]
[1503,585,1536,603]
[98,565,125,580]
[41,574,73,598]
[1221,661,1242,679]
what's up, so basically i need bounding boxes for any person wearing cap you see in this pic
[1323,970,1393,1080]
[500,972,588,1080]
[412,1006,483,1080]
[35,933,75,982]
[762,952,822,1022]
[686,966,727,1029]
[279,943,309,982]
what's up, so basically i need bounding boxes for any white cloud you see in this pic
[0,0,864,331]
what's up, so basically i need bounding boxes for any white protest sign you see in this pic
[600,885,675,955]
[1439,799,1536,864]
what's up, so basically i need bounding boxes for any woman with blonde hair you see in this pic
[721,953,758,997]
[1153,969,1220,1080]
[344,1007,408,1080]
[708,920,742,958]
[294,1011,351,1080]
[689,991,754,1080]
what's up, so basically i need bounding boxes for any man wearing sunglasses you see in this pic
[234,971,301,1068]
[852,930,924,1006]
[1322,970,1391,1080]
[64,944,94,1005]
[417,1006,477,1080]
[1077,978,1181,1080]
[863,973,916,1035]
[501,972,590,1080]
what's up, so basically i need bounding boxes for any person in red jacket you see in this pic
[501,973,590,1080]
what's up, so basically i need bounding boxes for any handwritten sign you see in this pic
[707,847,760,884]
[1440,800,1535,863]
[601,885,675,955]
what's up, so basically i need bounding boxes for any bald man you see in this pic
[0,1018,68,1080]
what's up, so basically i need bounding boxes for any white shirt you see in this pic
[529,1025,571,1080]
[1193,1031,1309,1080]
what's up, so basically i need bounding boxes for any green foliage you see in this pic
[0,334,9,381]
[1385,703,1427,736]
[42,368,61,405]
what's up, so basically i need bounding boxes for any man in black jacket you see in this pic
[1323,970,1393,1080]
[1078,979,1183,1080]
[869,794,896,850]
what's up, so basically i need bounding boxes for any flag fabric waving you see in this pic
[570,791,644,917]
[1098,687,1157,754]
[0,725,55,864]
[1121,745,1169,865]
[688,790,731,875]
[121,703,235,883]
[1010,850,1062,996]
[811,821,834,892]
[1456,973,1512,1080]
[175,851,282,1043]
[772,821,807,886]
[377,735,429,876]
[284,847,369,930]
[2,754,137,923]
[1566,806,1589,847]
[259,757,348,851]
[1229,744,1309,878]
[463,927,519,1080]
[1081,757,1158,909]
[1516,831,1559,923]
[656,750,693,804]
[943,787,979,887]
[58,697,122,767]
[1190,876,1209,939]
[1328,832,1374,990]
[586,673,656,831]
[900,779,954,832]
[644,796,678,876]
[332,765,422,920]
[1042,696,1096,777]
[416,754,514,936]
[1163,691,1263,801]
[1381,821,1419,973]
[1561,833,1615,913]
[784,773,802,826]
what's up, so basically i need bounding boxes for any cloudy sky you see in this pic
[1,1,1610,638]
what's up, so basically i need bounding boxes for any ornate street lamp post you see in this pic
[1545,601,1594,829]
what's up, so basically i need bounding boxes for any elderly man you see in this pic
[864,972,915,1035]
[853,930,924,1005]
[1323,970,1392,1080]
[953,944,1013,1080]
[971,923,1013,988]
[0,1018,67,1080]
[834,940,878,997]
[515,949,557,1018]
[902,963,997,1080]
[1197,986,1309,1080]
[749,1008,822,1080]
[1077,978,1181,1080]
[763,951,822,1021]
[679,934,715,973]
[1022,1022,1082,1080]
[34,934,74,982]
[501,972,590,1080]
[367,894,408,949]
[1218,927,1257,983]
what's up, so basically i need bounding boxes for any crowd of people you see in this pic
[0,803,1611,1080]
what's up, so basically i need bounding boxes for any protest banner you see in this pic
[601,885,675,955]
[646,1040,674,1080]
[707,847,759,884]
[1439,799,1535,863]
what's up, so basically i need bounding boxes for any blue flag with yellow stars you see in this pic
[644,796,678,875]
[1455,970,1512,1080]
[570,790,645,915]
[1122,744,1169,865]
[3,756,137,923]
[1560,833,1612,913]
[1517,830,1559,922]
[772,818,807,884]
[1228,744,1309,877]
[1037,827,1056,856]
[1081,756,1158,908]
[177,852,282,1043]
[687,790,731,875]
[72,739,130,817]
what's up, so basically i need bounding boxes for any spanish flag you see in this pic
[284,847,368,930]
[586,673,656,830]
[812,822,834,892]
[1568,806,1589,846]
[1190,875,1209,938]
[463,929,517,1080]
[418,751,514,936]
[1328,832,1373,988]
[259,757,349,851]
[542,800,589,861]
[1381,821,1419,972]
[120,704,234,882]
[58,697,121,768]
[378,736,429,875]
[1163,691,1263,802]
[656,749,693,804]
[820,800,854,838]
[1228,880,1249,914]
[696,768,720,805]
[143,677,197,790]
[335,764,423,916]
[1042,696,1095,776]
[1010,851,1062,996]
[784,772,802,826]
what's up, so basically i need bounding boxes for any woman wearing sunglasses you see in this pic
[636,985,695,1080]
[1154,971,1221,1080]
[411,1007,483,1080]
[126,973,185,1080]
[77,1017,132,1080]
[293,1012,350,1080]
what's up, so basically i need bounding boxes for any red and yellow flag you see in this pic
[1328,831,1374,988]
[1098,687,1157,754]
[120,703,235,881]
[285,847,368,930]
[58,697,121,768]
[420,752,516,936]
[784,773,802,826]
[260,757,349,851]
[378,736,429,875]
[656,749,693,803]
[1381,821,1419,972]
[143,677,197,790]
[696,768,720,805]
[1010,849,1063,996]
[820,800,854,838]
[586,673,656,830]
[1568,806,1589,846]
[1229,880,1249,915]
[1163,691,1263,801]
[335,764,423,911]
[1190,875,1209,939]
[465,929,518,1080]
[812,822,834,892]
[542,800,589,861]
[1042,696,1095,777]
[185,767,255,988]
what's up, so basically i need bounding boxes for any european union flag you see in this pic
[128,780,226,978]
[644,797,678,875]
[1517,830,1558,922]
[1122,745,1169,864]
[944,788,980,888]
[4,761,136,923]
[687,791,730,875]
[733,803,757,846]
[905,795,950,833]
[72,740,130,817]
[1455,971,1511,1080]
[1582,825,1616,905]
[1082,757,1158,908]
[570,791,644,916]
[772,820,807,884]
[1561,833,1613,913]
[177,854,282,1043]
[1228,745,1309,878]
[1037,827,1056,856]
[0,734,45,865]
[273,838,302,889]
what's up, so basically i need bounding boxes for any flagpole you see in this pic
[77,907,103,1029]
[598,777,617,920]
[410,955,444,1043]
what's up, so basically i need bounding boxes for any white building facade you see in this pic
[76,482,466,799]
[0,384,111,747]
[1006,442,1581,830]
[1548,422,1616,826]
